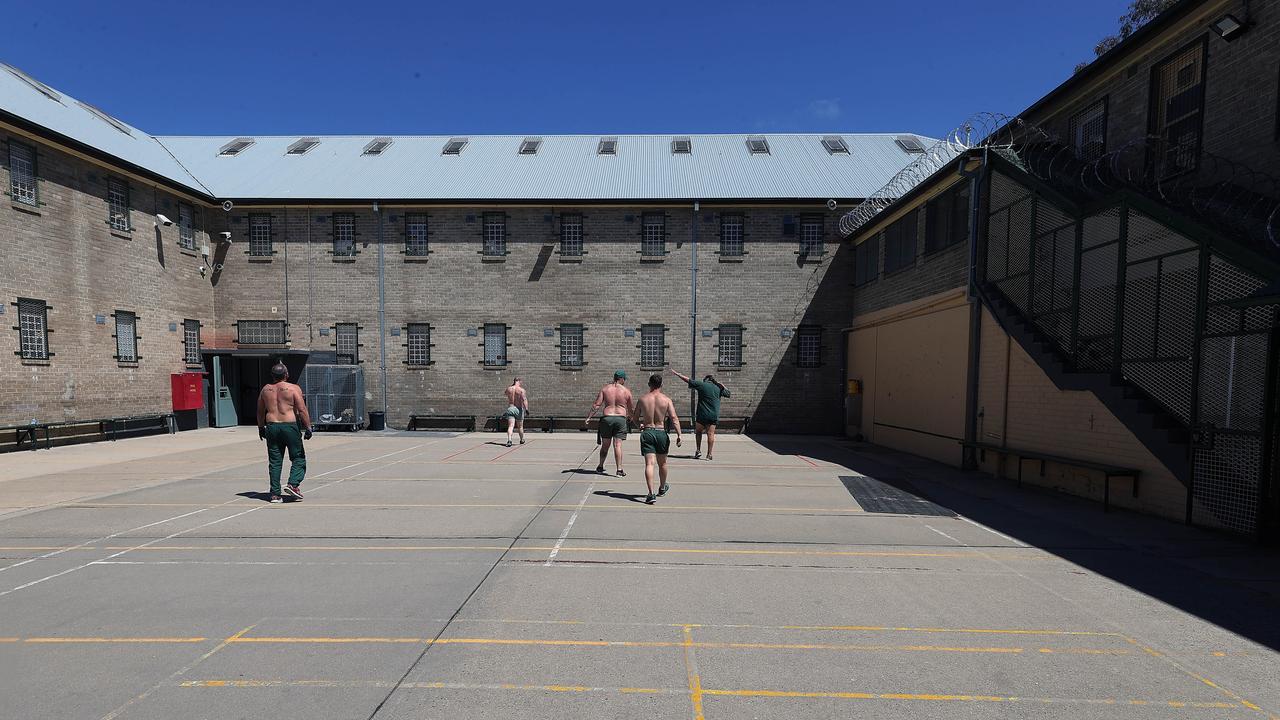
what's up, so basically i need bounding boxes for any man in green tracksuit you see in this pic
[669,369,729,461]
[257,363,313,503]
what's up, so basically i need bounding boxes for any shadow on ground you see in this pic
[751,434,1280,653]
[593,490,648,504]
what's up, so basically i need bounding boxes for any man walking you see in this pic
[586,370,633,476]
[632,373,683,504]
[257,362,312,504]
[503,378,529,447]
[670,369,729,460]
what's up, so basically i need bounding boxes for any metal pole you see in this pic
[690,201,699,421]
[376,202,388,419]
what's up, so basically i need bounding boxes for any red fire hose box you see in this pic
[171,372,204,411]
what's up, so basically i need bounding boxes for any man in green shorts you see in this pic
[586,370,633,476]
[256,363,313,503]
[669,369,729,460]
[632,373,683,504]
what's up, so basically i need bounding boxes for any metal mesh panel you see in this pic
[1030,224,1075,319]
[640,324,664,367]
[1076,243,1117,370]
[1155,252,1198,359]
[182,320,201,366]
[988,171,1030,215]
[1005,198,1033,280]
[17,299,48,360]
[405,214,429,257]
[1126,211,1195,262]
[718,325,743,368]
[300,365,366,428]
[1081,207,1121,250]
[1192,433,1260,534]
[1067,99,1107,162]
[719,214,744,257]
[114,311,137,362]
[1123,358,1193,423]
[559,214,583,257]
[237,320,287,345]
[1121,262,1159,360]
[1199,334,1269,433]
[8,141,37,206]
[559,325,583,367]
[985,206,1008,281]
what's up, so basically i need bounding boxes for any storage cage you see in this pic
[300,364,366,431]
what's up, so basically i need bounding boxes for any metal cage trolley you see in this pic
[299,364,367,432]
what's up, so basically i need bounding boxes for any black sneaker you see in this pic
[657,483,670,497]
[269,495,283,504]
[595,465,605,474]
[616,469,626,477]
[506,440,513,447]
[282,485,303,501]
[645,494,656,505]
[693,451,701,459]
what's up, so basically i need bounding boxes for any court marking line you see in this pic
[957,515,1029,548]
[682,626,706,720]
[1121,636,1277,718]
[699,688,1239,708]
[179,679,684,694]
[0,506,214,575]
[546,482,594,565]
[438,440,494,462]
[62,502,867,514]
[22,637,207,643]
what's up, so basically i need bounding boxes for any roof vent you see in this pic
[362,137,393,156]
[895,135,926,153]
[218,138,256,157]
[597,137,618,155]
[519,138,542,155]
[76,101,132,136]
[821,136,849,154]
[746,137,770,155]
[286,137,320,155]
[671,137,692,154]
[442,138,468,155]
[1,63,61,102]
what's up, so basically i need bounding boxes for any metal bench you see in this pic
[407,414,476,432]
[961,440,1140,512]
[0,413,175,453]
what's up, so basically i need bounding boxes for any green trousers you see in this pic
[265,422,306,494]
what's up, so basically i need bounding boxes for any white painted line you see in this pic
[546,483,594,566]
[923,524,966,546]
[0,507,213,575]
[958,515,1029,547]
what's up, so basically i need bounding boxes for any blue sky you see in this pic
[7,0,1128,138]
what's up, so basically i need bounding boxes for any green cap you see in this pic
[614,370,627,380]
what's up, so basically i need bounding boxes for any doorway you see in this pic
[207,352,309,427]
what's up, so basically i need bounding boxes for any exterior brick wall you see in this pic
[852,204,970,317]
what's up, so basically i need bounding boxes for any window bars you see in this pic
[406,323,431,365]
[559,214,583,257]
[883,210,918,273]
[8,140,37,206]
[333,213,355,257]
[924,184,969,254]
[640,324,665,368]
[114,311,138,362]
[1067,99,1107,163]
[483,213,506,257]
[718,325,743,368]
[1151,39,1206,179]
[178,204,195,250]
[854,235,879,287]
[182,319,201,366]
[107,178,130,231]
[641,213,666,257]
[17,298,49,361]
[237,319,287,345]
[719,214,745,257]
[797,327,822,368]
[405,213,429,257]
[559,324,584,368]
[249,214,272,256]
[335,323,359,364]
[483,324,507,367]
[799,215,823,256]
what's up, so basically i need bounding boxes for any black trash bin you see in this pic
[368,411,386,431]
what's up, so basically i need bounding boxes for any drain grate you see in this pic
[840,475,955,516]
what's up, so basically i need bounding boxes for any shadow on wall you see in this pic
[747,242,852,434]
[756,436,1280,654]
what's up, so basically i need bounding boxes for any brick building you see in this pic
[0,65,929,434]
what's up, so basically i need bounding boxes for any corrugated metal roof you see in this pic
[0,64,210,195]
[0,63,931,201]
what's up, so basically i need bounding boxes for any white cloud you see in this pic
[808,98,842,120]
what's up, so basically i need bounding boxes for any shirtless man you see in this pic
[586,370,633,476]
[256,362,313,503]
[669,369,729,460]
[502,378,530,447]
[632,373,683,504]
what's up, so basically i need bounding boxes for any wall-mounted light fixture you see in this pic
[1210,13,1246,41]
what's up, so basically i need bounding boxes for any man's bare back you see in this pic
[596,383,633,416]
[634,390,676,429]
[259,381,308,425]
[505,384,528,409]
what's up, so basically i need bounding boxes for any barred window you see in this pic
[641,213,666,257]
[335,323,359,364]
[1151,39,1206,179]
[249,214,272,256]
[182,319,201,366]
[719,214,744,257]
[559,324,584,368]
[799,215,823,256]
[924,183,969,254]
[406,323,431,365]
[107,178,130,231]
[1067,99,1107,163]
[16,298,49,361]
[883,209,917,274]
[717,324,743,368]
[8,140,37,206]
[237,319,287,345]
[797,326,822,368]
[405,213,429,257]
[640,324,665,368]
[483,323,507,367]
[559,213,583,257]
[333,214,356,257]
[178,203,195,250]
[854,236,879,287]
[483,213,506,257]
[114,311,138,362]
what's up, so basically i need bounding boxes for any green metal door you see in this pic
[212,356,238,427]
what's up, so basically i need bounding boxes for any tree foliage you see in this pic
[1074,0,1180,73]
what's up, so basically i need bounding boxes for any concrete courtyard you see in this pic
[0,428,1277,719]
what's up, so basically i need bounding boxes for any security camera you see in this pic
[212,263,224,272]
[218,231,232,242]
[826,199,838,211]
[198,265,208,275]
[222,200,234,212]
[155,213,173,226]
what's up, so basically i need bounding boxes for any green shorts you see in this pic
[598,415,628,440]
[695,414,719,427]
[503,405,523,420]
[639,428,670,456]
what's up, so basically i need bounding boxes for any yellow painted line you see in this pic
[230,637,425,644]
[774,625,1123,637]
[682,626,706,720]
[700,689,1238,708]
[1121,635,1276,718]
[23,637,207,644]
[71,502,865,513]
[435,637,671,648]
[0,638,20,643]
[544,546,964,558]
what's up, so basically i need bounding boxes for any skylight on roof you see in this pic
[519,138,542,155]
[895,135,926,153]
[442,138,468,155]
[218,138,256,157]
[362,137,393,156]
[76,101,131,136]
[286,137,320,155]
[746,137,770,155]
[2,63,61,102]
[671,137,692,154]
[821,136,849,154]
[597,138,617,155]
